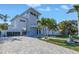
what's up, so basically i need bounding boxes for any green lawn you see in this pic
[43,38,79,52]
[48,35,79,39]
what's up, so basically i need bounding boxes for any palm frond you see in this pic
[67,8,76,14]
[0,14,4,19]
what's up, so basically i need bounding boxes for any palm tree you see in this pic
[37,18,57,38]
[0,14,4,19]
[32,25,42,37]
[3,14,10,23]
[0,14,10,36]
[45,18,57,36]
[58,20,77,35]
[0,14,10,23]
[37,18,47,35]
[67,4,79,36]
[0,23,8,30]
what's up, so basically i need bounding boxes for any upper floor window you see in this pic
[30,12,38,19]
[37,16,38,19]
[30,12,36,16]
[20,19,25,22]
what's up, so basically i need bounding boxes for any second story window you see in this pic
[30,12,39,19]
[30,12,37,16]
[20,19,25,22]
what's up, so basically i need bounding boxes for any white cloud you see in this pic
[46,7,51,11]
[27,4,41,7]
[38,7,51,12]
[61,5,70,10]
[54,8,60,11]
[38,8,45,11]
[0,10,2,12]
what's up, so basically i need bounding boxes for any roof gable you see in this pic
[11,15,20,21]
[11,7,41,22]
[27,7,41,15]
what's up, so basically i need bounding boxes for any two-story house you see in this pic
[1,7,41,36]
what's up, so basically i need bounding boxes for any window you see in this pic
[30,12,37,16]
[37,29,41,35]
[36,16,38,19]
[20,19,25,22]
[30,12,39,19]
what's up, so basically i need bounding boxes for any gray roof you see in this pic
[10,15,20,21]
[20,7,41,16]
[11,7,41,21]
[27,7,41,15]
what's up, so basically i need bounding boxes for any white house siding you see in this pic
[40,27,61,36]
[41,27,53,36]
[26,13,38,36]
[8,17,26,31]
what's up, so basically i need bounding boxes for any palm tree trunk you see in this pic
[77,19,79,36]
[77,11,79,36]
[45,27,48,39]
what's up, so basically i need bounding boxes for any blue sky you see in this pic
[0,4,77,24]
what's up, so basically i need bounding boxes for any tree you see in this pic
[0,14,4,19]
[0,23,8,30]
[37,18,57,37]
[0,14,10,36]
[58,20,77,35]
[67,4,79,36]
[32,25,42,37]
[37,18,47,35]
[0,14,10,23]
[3,14,10,22]
[46,18,57,31]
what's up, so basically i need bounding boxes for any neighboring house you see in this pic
[1,7,60,37]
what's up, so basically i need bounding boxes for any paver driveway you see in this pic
[0,36,78,54]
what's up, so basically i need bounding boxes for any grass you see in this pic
[72,35,79,39]
[43,38,79,52]
[38,34,79,40]
[51,35,69,38]
[51,34,79,39]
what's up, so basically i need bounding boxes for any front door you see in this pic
[22,31,26,35]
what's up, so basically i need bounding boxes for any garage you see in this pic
[7,32,20,36]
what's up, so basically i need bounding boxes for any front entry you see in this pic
[22,31,26,36]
